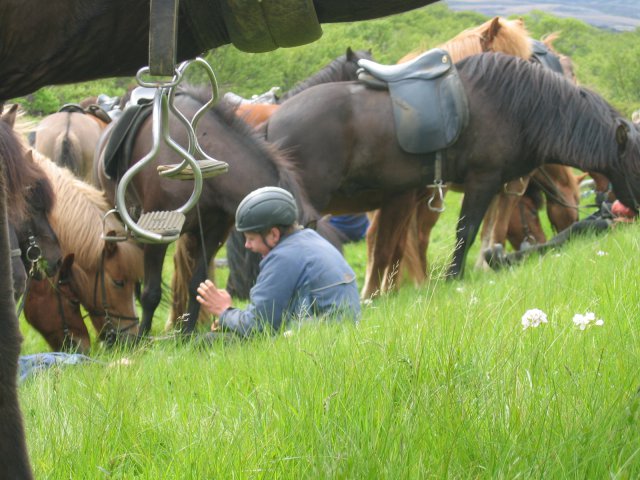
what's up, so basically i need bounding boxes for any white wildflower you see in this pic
[573,311,604,330]
[596,250,608,257]
[521,308,548,330]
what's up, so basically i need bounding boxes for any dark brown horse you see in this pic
[261,52,640,284]
[0,119,34,479]
[96,88,325,334]
[0,0,436,100]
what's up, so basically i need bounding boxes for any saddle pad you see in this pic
[358,48,469,154]
[102,103,153,180]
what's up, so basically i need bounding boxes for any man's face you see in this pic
[243,228,279,257]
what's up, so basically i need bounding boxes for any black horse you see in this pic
[259,52,640,283]
[0,0,435,100]
[0,120,34,479]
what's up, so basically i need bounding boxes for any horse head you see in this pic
[24,254,91,354]
[343,47,373,80]
[78,233,142,346]
[16,175,62,278]
[611,120,640,213]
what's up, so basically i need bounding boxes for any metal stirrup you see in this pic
[114,58,228,244]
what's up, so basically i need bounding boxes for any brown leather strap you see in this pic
[149,0,180,76]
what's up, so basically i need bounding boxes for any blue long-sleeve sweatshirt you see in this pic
[219,229,361,336]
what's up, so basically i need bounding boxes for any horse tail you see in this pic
[315,217,346,253]
[225,229,262,300]
[53,131,82,176]
[167,234,211,330]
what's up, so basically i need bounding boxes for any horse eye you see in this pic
[112,279,126,288]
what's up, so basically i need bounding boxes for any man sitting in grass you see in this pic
[197,186,361,337]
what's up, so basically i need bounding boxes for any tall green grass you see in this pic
[17,191,640,478]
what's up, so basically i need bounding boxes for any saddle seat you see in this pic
[358,48,454,83]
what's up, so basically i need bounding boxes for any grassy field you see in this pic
[16,190,640,478]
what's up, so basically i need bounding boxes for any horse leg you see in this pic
[403,187,444,283]
[362,192,416,299]
[447,173,503,279]
[139,243,168,336]
[182,230,226,334]
[476,175,531,269]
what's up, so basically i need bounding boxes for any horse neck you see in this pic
[279,57,347,101]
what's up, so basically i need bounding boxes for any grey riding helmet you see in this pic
[235,186,299,232]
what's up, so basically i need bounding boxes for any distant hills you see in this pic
[444,0,640,31]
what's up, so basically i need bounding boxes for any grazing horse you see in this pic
[27,151,144,347]
[0,118,34,479]
[96,88,325,334]
[261,52,640,290]
[24,254,94,353]
[364,22,582,296]
[34,108,110,182]
[0,0,436,100]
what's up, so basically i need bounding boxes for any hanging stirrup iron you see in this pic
[113,0,228,243]
[114,60,228,244]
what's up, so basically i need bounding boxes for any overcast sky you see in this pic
[443,0,640,31]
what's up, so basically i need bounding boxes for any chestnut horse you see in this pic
[34,108,110,182]
[260,52,640,292]
[26,151,144,348]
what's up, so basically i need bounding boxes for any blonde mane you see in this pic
[30,150,143,279]
[398,16,532,63]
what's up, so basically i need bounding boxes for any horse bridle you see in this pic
[89,249,139,346]
[15,231,46,318]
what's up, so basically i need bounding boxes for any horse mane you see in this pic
[30,150,143,278]
[278,50,371,102]
[0,121,54,224]
[458,52,624,172]
[182,85,321,227]
[399,16,532,64]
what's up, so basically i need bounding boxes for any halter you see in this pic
[88,249,140,346]
[15,232,45,318]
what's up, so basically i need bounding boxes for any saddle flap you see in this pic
[358,48,469,154]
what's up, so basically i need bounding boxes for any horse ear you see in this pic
[23,149,34,165]
[104,232,119,257]
[346,47,354,61]
[616,122,630,153]
[1,103,18,127]
[484,17,502,43]
[575,172,589,184]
